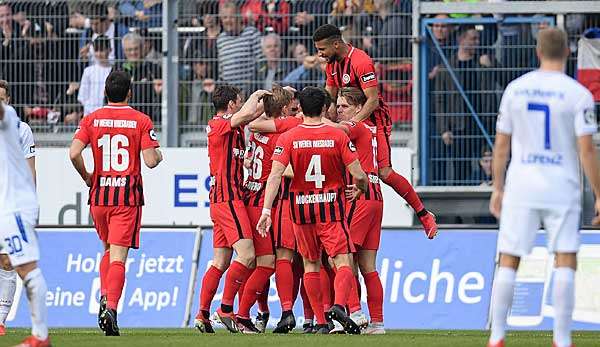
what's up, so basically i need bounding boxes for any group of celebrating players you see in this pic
[193,24,438,335]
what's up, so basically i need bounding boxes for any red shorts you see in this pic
[346,200,383,250]
[211,200,253,248]
[91,205,142,249]
[292,221,355,262]
[376,121,392,169]
[273,199,296,251]
[246,205,275,256]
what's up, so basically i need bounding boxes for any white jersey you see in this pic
[0,104,38,214]
[18,120,36,159]
[497,70,597,209]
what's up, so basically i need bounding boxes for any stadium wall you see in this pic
[6,228,600,330]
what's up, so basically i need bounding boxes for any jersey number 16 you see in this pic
[98,134,130,172]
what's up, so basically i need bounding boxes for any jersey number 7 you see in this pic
[527,102,551,150]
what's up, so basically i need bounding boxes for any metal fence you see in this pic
[0,0,415,147]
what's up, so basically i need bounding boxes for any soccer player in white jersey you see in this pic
[488,28,600,347]
[0,103,50,347]
[0,81,37,337]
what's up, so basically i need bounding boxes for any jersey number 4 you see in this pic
[527,102,551,150]
[305,155,326,189]
[98,134,130,172]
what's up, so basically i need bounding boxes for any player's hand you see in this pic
[592,199,600,225]
[256,214,272,237]
[489,189,503,219]
[252,89,272,100]
[442,131,453,145]
[345,184,362,202]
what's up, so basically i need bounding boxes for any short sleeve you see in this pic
[339,132,359,166]
[74,116,91,145]
[141,117,160,150]
[207,117,233,137]
[354,54,378,90]
[272,132,291,166]
[496,87,513,135]
[342,121,360,141]
[19,122,36,158]
[574,90,598,137]
[326,63,336,87]
[274,116,302,133]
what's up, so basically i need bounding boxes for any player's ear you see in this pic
[127,89,132,102]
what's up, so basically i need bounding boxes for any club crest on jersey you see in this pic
[361,72,375,83]
[274,146,284,155]
[584,108,595,125]
[342,73,351,85]
[348,141,356,152]
[149,129,158,141]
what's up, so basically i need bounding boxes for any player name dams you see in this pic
[99,176,128,187]
[295,192,337,204]
[93,119,138,128]
[293,139,335,149]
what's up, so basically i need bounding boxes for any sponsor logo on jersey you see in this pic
[368,174,380,184]
[232,148,245,159]
[584,108,595,125]
[361,72,376,83]
[254,133,270,144]
[149,129,158,141]
[342,73,351,84]
[348,141,357,152]
[274,146,284,155]
[244,181,263,192]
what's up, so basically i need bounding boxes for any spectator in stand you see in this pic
[78,36,112,116]
[0,1,27,109]
[330,0,373,32]
[119,0,163,29]
[427,14,455,80]
[367,0,412,62]
[433,25,499,184]
[140,28,162,65]
[117,32,161,121]
[241,0,291,35]
[470,146,492,186]
[289,0,333,48]
[187,51,216,125]
[79,2,129,66]
[183,4,220,82]
[281,42,309,82]
[216,1,263,93]
[255,33,290,90]
[282,55,326,90]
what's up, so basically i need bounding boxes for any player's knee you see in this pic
[358,257,376,274]
[332,253,352,268]
[257,255,275,268]
[499,253,520,269]
[303,259,320,273]
[554,252,577,270]
[276,248,294,260]
[14,261,37,279]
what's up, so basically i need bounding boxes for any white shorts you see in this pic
[498,205,580,257]
[0,209,40,267]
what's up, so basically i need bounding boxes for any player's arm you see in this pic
[283,164,294,178]
[248,114,277,133]
[142,147,163,169]
[490,133,511,218]
[20,123,37,186]
[69,139,92,187]
[230,90,271,129]
[351,86,379,123]
[325,85,338,116]
[578,135,600,224]
[27,157,36,186]
[256,160,286,237]
[347,159,368,193]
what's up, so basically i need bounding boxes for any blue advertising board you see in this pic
[7,228,199,328]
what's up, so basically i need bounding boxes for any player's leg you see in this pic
[0,254,16,335]
[545,208,580,347]
[488,206,539,346]
[273,248,297,333]
[90,206,111,332]
[1,210,50,346]
[195,246,232,333]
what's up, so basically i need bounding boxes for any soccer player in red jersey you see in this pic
[69,71,163,336]
[194,85,270,334]
[312,24,438,239]
[257,86,369,334]
[236,86,301,333]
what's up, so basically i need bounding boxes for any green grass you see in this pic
[3,329,600,347]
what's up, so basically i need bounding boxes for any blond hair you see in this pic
[263,85,293,118]
[339,87,366,106]
[537,28,568,60]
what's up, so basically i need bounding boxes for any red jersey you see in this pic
[245,116,302,207]
[272,123,358,224]
[325,45,391,128]
[344,121,382,201]
[74,105,159,206]
[207,114,246,203]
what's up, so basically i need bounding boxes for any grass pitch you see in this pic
[3,328,600,346]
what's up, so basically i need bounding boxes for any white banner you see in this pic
[36,148,414,227]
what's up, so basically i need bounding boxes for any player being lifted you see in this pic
[257,86,368,334]
[194,85,270,333]
[0,103,50,347]
[0,80,37,337]
[70,70,163,336]
[488,28,600,347]
[312,24,437,238]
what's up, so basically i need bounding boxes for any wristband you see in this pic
[262,208,271,216]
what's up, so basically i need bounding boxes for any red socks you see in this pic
[276,259,294,311]
[383,171,425,213]
[257,280,270,313]
[347,275,362,314]
[333,266,354,307]
[319,267,332,311]
[303,272,326,324]
[106,261,126,310]
[99,250,110,296]
[364,271,384,322]
[199,265,224,312]
[221,261,250,308]
[237,266,274,319]
[291,259,303,305]
[300,280,314,320]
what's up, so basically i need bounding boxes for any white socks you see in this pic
[22,268,48,340]
[0,269,17,325]
[552,267,575,347]
[489,266,516,344]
